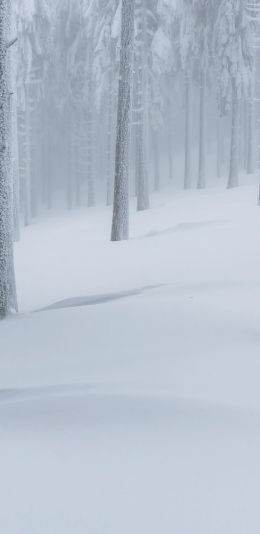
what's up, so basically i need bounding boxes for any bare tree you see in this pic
[111,0,135,241]
[0,0,17,318]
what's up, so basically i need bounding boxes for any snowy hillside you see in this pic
[1,183,260,534]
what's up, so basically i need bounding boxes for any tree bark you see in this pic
[23,83,32,225]
[217,113,223,179]
[73,113,81,207]
[66,107,73,210]
[152,129,160,191]
[86,35,95,208]
[247,83,254,174]
[166,99,173,182]
[9,3,19,241]
[0,0,17,318]
[111,0,135,241]
[228,79,239,189]
[243,100,248,170]
[106,69,114,206]
[184,74,192,189]
[135,0,149,212]
[197,69,206,189]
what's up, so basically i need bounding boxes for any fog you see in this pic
[11,0,259,230]
[0,1,260,533]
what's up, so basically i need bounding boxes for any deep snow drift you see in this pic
[1,181,260,534]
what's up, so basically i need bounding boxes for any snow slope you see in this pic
[0,182,260,534]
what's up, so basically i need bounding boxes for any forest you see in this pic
[0,1,260,533]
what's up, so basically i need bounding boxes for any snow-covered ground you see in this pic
[1,181,260,534]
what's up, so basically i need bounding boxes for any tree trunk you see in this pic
[11,98,20,241]
[9,3,19,241]
[73,114,81,207]
[197,69,206,189]
[41,99,52,209]
[111,0,135,241]
[166,100,173,182]
[167,133,173,182]
[87,38,95,208]
[30,91,39,218]
[0,0,17,318]
[247,83,254,174]
[217,113,223,179]
[228,79,239,189]
[136,124,149,211]
[46,114,52,210]
[135,0,149,212]
[184,74,192,189]
[243,100,248,170]
[23,83,32,225]
[67,108,73,210]
[17,108,26,213]
[152,129,160,191]
[106,69,114,206]
[86,102,94,207]
[238,100,243,169]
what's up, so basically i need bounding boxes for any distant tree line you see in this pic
[0,0,259,317]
